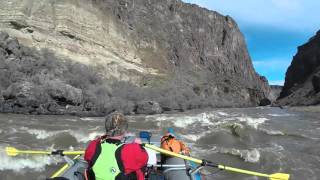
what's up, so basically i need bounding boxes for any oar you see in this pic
[144,144,290,180]
[5,147,84,157]
[50,155,81,178]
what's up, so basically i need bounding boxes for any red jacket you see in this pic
[84,137,148,180]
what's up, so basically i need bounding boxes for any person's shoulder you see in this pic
[123,143,144,149]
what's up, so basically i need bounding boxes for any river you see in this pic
[0,107,319,180]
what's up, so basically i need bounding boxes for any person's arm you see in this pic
[121,143,148,180]
[179,141,190,155]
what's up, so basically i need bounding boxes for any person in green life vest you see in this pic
[84,112,149,180]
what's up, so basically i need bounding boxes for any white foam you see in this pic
[180,132,207,142]
[80,117,102,121]
[267,113,294,117]
[173,118,195,128]
[20,127,67,139]
[219,148,261,163]
[0,147,55,172]
[20,125,106,143]
[217,112,229,116]
[260,128,285,136]
[237,117,268,129]
[71,130,104,143]
[153,112,217,128]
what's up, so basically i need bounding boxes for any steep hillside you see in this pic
[0,0,269,115]
[278,31,320,106]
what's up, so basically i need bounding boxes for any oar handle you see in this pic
[51,150,84,156]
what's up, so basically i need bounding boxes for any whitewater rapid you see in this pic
[0,107,319,180]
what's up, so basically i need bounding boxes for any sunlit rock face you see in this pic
[0,0,270,115]
[278,31,320,106]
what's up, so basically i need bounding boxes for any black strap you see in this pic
[115,144,125,172]
[51,150,65,156]
[161,135,175,152]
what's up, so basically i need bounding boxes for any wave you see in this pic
[192,145,261,163]
[70,130,104,143]
[217,112,229,116]
[258,128,317,140]
[259,128,285,136]
[20,127,68,139]
[217,147,261,163]
[180,132,208,142]
[267,113,294,117]
[228,123,245,137]
[80,117,103,121]
[19,126,104,143]
[152,111,226,128]
[236,117,268,129]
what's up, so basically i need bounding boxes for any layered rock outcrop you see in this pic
[278,31,320,106]
[0,0,269,115]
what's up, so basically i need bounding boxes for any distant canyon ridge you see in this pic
[0,0,271,116]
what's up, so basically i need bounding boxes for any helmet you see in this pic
[105,112,128,136]
[166,127,176,137]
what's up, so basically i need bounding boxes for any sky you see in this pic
[183,0,320,85]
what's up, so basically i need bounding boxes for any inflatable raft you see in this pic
[50,131,202,180]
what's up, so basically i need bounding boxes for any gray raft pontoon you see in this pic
[52,132,202,180]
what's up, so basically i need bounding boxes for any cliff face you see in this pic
[0,0,269,115]
[278,31,320,106]
[269,85,282,101]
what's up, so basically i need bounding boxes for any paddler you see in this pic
[84,112,148,180]
[160,128,190,160]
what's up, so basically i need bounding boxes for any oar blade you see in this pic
[270,173,290,180]
[6,147,19,156]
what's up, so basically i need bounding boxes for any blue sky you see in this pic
[183,0,320,85]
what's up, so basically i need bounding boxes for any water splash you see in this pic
[0,146,56,172]
[236,117,268,129]
[20,127,68,139]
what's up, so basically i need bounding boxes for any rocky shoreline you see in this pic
[288,105,320,113]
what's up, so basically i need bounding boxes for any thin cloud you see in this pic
[183,0,320,33]
[253,59,291,70]
[269,80,285,86]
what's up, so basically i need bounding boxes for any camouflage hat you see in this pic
[105,112,128,136]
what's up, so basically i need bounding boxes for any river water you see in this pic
[0,107,319,180]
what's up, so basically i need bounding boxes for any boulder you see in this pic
[136,101,162,115]
[0,31,9,48]
[259,98,271,106]
[6,38,21,56]
[66,105,83,115]
[3,82,38,104]
[46,80,83,106]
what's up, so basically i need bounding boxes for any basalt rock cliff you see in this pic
[0,0,269,115]
[278,31,320,106]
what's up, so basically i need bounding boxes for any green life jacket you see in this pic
[92,141,123,180]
